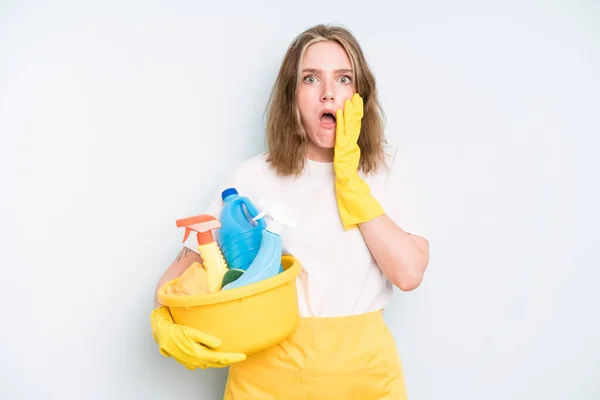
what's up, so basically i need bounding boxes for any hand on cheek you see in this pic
[333,93,385,230]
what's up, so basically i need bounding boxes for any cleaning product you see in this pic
[218,188,266,272]
[222,199,296,290]
[176,214,228,293]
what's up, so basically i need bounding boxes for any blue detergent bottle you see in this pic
[218,188,266,271]
[222,198,296,290]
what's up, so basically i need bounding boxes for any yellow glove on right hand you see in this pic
[151,306,246,369]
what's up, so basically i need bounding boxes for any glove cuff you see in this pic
[335,175,385,230]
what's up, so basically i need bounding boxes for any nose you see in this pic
[321,87,335,102]
[321,92,334,102]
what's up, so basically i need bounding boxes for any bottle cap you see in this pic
[221,188,238,200]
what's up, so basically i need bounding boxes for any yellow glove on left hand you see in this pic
[151,306,246,370]
[334,93,385,230]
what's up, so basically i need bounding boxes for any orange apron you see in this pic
[223,310,408,399]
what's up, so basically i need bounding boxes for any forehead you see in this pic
[302,41,352,70]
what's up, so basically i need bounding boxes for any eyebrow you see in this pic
[302,68,354,74]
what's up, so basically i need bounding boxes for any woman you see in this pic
[151,24,429,399]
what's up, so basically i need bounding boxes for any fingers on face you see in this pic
[343,93,363,125]
[344,98,355,127]
[335,109,345,144]
[336,93,363,144]
[352,93,364,119]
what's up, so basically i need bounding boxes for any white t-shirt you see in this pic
[185,144,428,318]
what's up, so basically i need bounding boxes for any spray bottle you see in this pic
[176,214,229,293]
[222,199,295,290]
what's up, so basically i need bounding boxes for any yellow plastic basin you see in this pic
[158,255,301,355]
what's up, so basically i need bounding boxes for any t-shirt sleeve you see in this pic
[383,147,429,240]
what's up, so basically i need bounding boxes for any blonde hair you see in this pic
[265,24,387,176]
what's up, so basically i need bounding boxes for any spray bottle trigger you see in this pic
[253,198,296,235]
[252,210,268,222]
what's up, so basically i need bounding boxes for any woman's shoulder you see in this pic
[378,142,405,173]
[225,152,288,187]
[382,142,399,161]
[369,142,419,186]
[230,151,272,178]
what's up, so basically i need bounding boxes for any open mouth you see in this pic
[319,111,336,128]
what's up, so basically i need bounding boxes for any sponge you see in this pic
[221,269,244,288]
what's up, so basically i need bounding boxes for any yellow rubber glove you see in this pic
[334,93,385,230]
[151,306,246,369]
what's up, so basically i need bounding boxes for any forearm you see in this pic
[153,247,202,308]
[359,214,429,291]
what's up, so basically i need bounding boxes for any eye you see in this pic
[339,75,353,85]
[303,75,318,84]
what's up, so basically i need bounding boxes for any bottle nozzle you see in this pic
[175,214,221,245]
[252,198,296,235]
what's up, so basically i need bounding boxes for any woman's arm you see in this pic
[359,215,429,291]
[153,247,202,308]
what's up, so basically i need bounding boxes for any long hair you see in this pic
[265,24,387,176]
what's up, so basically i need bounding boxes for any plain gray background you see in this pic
[1,0,599,399]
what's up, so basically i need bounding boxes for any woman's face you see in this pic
[297,41,356,161]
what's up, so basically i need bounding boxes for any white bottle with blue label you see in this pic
[222,199,296,290]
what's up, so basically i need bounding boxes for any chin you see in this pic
[314,132,336,148]
[306,136,335,160]
[313,140,334,150]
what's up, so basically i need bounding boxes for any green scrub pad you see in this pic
[221,269,245,287]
